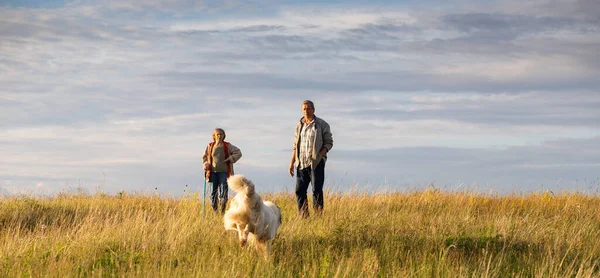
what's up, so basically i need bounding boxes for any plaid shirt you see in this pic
[292,115,333,170]
[298,119,316,169]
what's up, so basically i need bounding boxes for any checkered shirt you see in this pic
[298,120,316,169]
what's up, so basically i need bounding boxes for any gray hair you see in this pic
[302,100,314,109]
[212,128,226,141]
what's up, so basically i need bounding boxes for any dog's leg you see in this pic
[236,224,251,247]
[265,240,272,254]
[261,240,271,259]
[236,223,248,247]
[254,240,264,253]
[240,225,250,247]
[254,240,271,261]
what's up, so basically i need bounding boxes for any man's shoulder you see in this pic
[314,116,330,126]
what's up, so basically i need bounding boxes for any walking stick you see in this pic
[202,172,207,217]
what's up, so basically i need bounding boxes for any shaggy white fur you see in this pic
[223,174,282,254]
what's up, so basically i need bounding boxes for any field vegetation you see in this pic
[1,188,600,277]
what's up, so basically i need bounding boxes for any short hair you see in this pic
[212,128,226,141]
[302,100,314,109]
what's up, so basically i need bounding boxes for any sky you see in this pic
[1,0,599,197]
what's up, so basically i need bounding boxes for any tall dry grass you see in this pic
[1,189,599,277]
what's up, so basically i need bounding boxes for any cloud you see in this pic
[335,92,600,129]
[492,0,600,20]
[331,136,600,193]
[0,0,599,196]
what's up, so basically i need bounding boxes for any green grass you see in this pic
[1,189,600,277]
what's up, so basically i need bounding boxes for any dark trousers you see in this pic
[295,159,325,216]
[209,172,228,213]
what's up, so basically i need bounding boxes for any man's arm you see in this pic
[289,123,299,177]
[289,150,296,177]
[321,121,333,154]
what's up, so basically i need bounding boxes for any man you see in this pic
[289,100,333,218]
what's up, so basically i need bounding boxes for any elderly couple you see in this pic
[202,100,333,218]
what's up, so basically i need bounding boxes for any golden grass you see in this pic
[1,189,600,277]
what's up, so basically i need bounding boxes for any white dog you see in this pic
[224,174,282,254]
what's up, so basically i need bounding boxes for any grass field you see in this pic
[1,188,599,277]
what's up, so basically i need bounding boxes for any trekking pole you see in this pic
[202,172,207,217]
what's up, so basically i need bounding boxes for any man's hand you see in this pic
[289,164,295,177]
[224,157,233,163]
[320,147,328,157]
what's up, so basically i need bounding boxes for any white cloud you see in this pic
[169,8,417,36]
[433,55,597,82]
[411,93,524,104]
[1,0,598,195]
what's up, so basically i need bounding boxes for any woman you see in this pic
[202,128,242,214]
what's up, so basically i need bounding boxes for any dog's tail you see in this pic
[227,174,256,197]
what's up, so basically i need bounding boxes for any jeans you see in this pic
[209,172,228,213]
[295,159,325,216]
